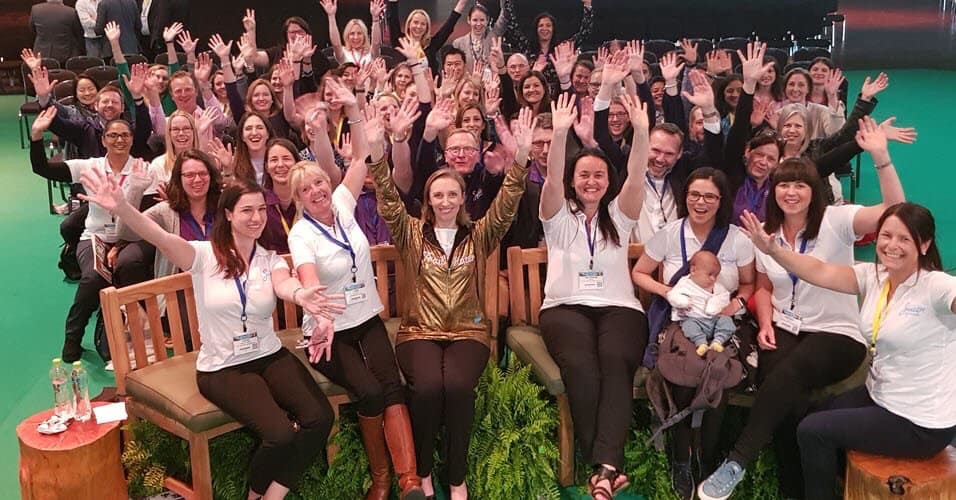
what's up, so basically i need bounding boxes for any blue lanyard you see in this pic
[787,236,810,310]
[584,218,598,270]
[183,212,212,241]
[233,245,257,332]
[679,218,689,265]
[303,212,358,282]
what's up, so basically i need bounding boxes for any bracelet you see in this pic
[664,81,678,89]
[737,296,747,311]
[702,109,719,119]
[874,160,893,170]
[292,287,304,305]
[354,88,367,93]
[487,111,501,119]
[391,132,408,143]
[348,118,365,125]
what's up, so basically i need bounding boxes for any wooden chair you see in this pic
[504,244,645,486]
[845,446,956,499]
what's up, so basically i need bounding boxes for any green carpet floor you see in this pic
[0,69,952,497]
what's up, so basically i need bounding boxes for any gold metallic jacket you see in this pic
[370,157,528,348]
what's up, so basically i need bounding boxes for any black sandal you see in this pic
[588,465,627,499]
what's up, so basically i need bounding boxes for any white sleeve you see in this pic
[754,249,768,273]
[269,251,290,272]
[852,263,873,299]
[287,225,315,268]
[66,158,95,183]
[188,241,210,275]
[644,224,671,263]
[928,272,956,315]
[333,184,358,223]
[732,226,755,266]
[825,204,863,244]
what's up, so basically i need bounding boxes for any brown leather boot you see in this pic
[383,405,426,500]
[358,414,391,500]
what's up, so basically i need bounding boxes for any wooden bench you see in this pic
[100,244,498,500]
[845,446,956,499]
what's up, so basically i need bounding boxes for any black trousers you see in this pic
[394,338,489,486]
[728,328,866,496]
[310,315,405,417]
[196,348,334,494]
[539,305,647,469]
[797,386,956,500]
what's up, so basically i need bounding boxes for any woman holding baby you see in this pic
[692,116,907,500]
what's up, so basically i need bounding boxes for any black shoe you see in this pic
[62,337,84,363]
[58,243,81,282]
[672,461,695,500]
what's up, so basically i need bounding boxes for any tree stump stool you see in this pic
[17,402,126,500]
[845,446,956,499]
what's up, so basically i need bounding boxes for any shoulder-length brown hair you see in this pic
[421,168,472,228]
[233,111,276,184]
[763,158,828,241]
[166,149,222,214]
[245,78,282,117]
[211,179,265,279]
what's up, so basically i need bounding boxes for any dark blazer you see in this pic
[95,0,141,54]
[30,2,84,63]
[145,0,189,56]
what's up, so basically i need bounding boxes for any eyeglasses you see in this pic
[446,146,478,156]
[182,171,210,180]
[104,132,132,140]
[170,126,194,135]
[608,112,629,120]
[687,191,721,203]
[531,140,552,150]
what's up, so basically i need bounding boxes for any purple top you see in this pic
[259,189,296,254]
[733,176,769,225]
[179,211,214,241]
[356,188,392,246]
[528,162,546,185]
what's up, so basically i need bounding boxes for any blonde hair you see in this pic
[162,111,200,176]
[343,19,370,51]
[777,103,812,155]
[404,9,433,46]
[289,161,333,221]
[453,76,484,111]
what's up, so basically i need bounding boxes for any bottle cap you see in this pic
[72,361,82,367]
[52,358,61,364]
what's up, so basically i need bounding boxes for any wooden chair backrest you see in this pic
[507,244,644,328]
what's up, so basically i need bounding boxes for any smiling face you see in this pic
[393,66,412,91]
[536,17,553,43]
[266,144,296,185]
[774,179,812,218]
[212,72,227,100]
[650,80,665,108]
[507,53,529,82]
[758,64,776,87]
[179,158,212,201]
[443,131,479,175]
[571,155,610,207]
[648,130,682,178]
[269,71,283,94]
[168,115,195,153]
[468,9,488,36]
[101,121,132,156]
[572,64,591,95]
[780,114,806,146]
[607,102,629,137]
[785,74,810,103]
[460,107,484,137]
[226,192,268,240]
[688,107,705,143]
[345,23,367,50]
[250,82,274,114]
[407,12,429,39]
[457,80,481,107]
[375,95,399,130]
[877,215,928,275]
[809,62,830,86]
[169,75,197,112]
[75,78,98,106]
[149,67,169,94]
[297,170,333,218]
[723,80,742,109]
[521,76,545,105]
[745,142,780,183]
[242,116,268,152]
[428,176,464,227]
[685,178,721,227]
[96,89,123,121]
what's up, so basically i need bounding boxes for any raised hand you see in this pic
[242,8,257,33]
[592,45,609,71]
[128,157,154,189]
[370,0,385,19]
[572,95,597,147]
[512,106,537,160]
[738,42,773,89]
[739,210,779,256]
[751,96,772,127]
[389,95,422,136]
[879,117,917,145]
[77,168,126,213]
[620,92,649,132]
[28,66,56,99]
[679,38,698,65]
[860,72,889,101]
[551,40,577,83]
[549,91,577,132]
[396,36,422,61]
[488,36,504,72]
[336,133,353,163]
[355,59,373,89]
[855,116,887,154]
[208,34,233,63]
[706,49,732,76]
[362,104,385,152]
[320,0,337,16]
[484,84,501,115]
[208,137,235,171]
[162,22,183,43]
[325,77,357,107]
[276,57,297,88]
[681,69,715,111]
[20,48,41,70]
[176,30,198,55]
[238,32,257,64]
[370,57,387,84]
[30,106,57,140]
[104,21,121,42]
[123,62,149,99]
[660,51,685,83]
[824,67,844,98]
[193,51,213,84]
[424,97,455,133]
[600,48,630,86]
[625,40,645,81]
[532,53,547,73]
[196,105,218,138]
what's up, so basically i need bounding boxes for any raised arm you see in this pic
[29,108,72,182]
[320,0,346,63]
[337,81,374,199]
[740,211,858,294]
[851,116,908,235]
[79,168,196,271]
[541,94,575,219]
[396,36,432,104]
[387,95,422,193]
[370,0,385,58]
[426,0,467,56]
[571,0,594,47]
[304,109,341,186]
[616,93,649,219]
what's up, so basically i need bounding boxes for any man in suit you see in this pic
[94,0,141,55]
[29,0,85,64]
[142,0,190,61]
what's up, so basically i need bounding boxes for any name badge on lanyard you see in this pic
[778,236,810,334]
[233,245,261,355]
[578,219,605,290]
[344,282,368,305]
[103,172,128,237]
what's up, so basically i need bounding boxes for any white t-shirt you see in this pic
[435,228,458,258]
[288,186,384,331]
[854,264,956,428]
[755,205,864,342]
[645,219,754,293]
[147,155,173,195]
[189,241,285,372]
[541,199,644,312]
[635,174,677,244]
[67,156,136,243]
[668,276,731,320]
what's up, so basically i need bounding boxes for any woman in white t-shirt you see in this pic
[632,167,755,497]
[78,173,342,500]
[741,202,956,500]
[321,0,382,66]
[287,107,425,500]
[697,117,907,500]
[538,91,649,500]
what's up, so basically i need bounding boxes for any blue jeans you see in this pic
[681,316,736,346]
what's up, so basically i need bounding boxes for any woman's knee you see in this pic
[353,381,386,417]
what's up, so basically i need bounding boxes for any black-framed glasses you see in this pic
[687,191,721,203]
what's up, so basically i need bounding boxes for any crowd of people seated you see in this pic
[25,0,956,499]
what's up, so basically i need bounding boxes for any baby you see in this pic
[667,250,736,356]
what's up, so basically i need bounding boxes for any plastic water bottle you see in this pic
[49,358,74,420]
[71,361,92,422]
